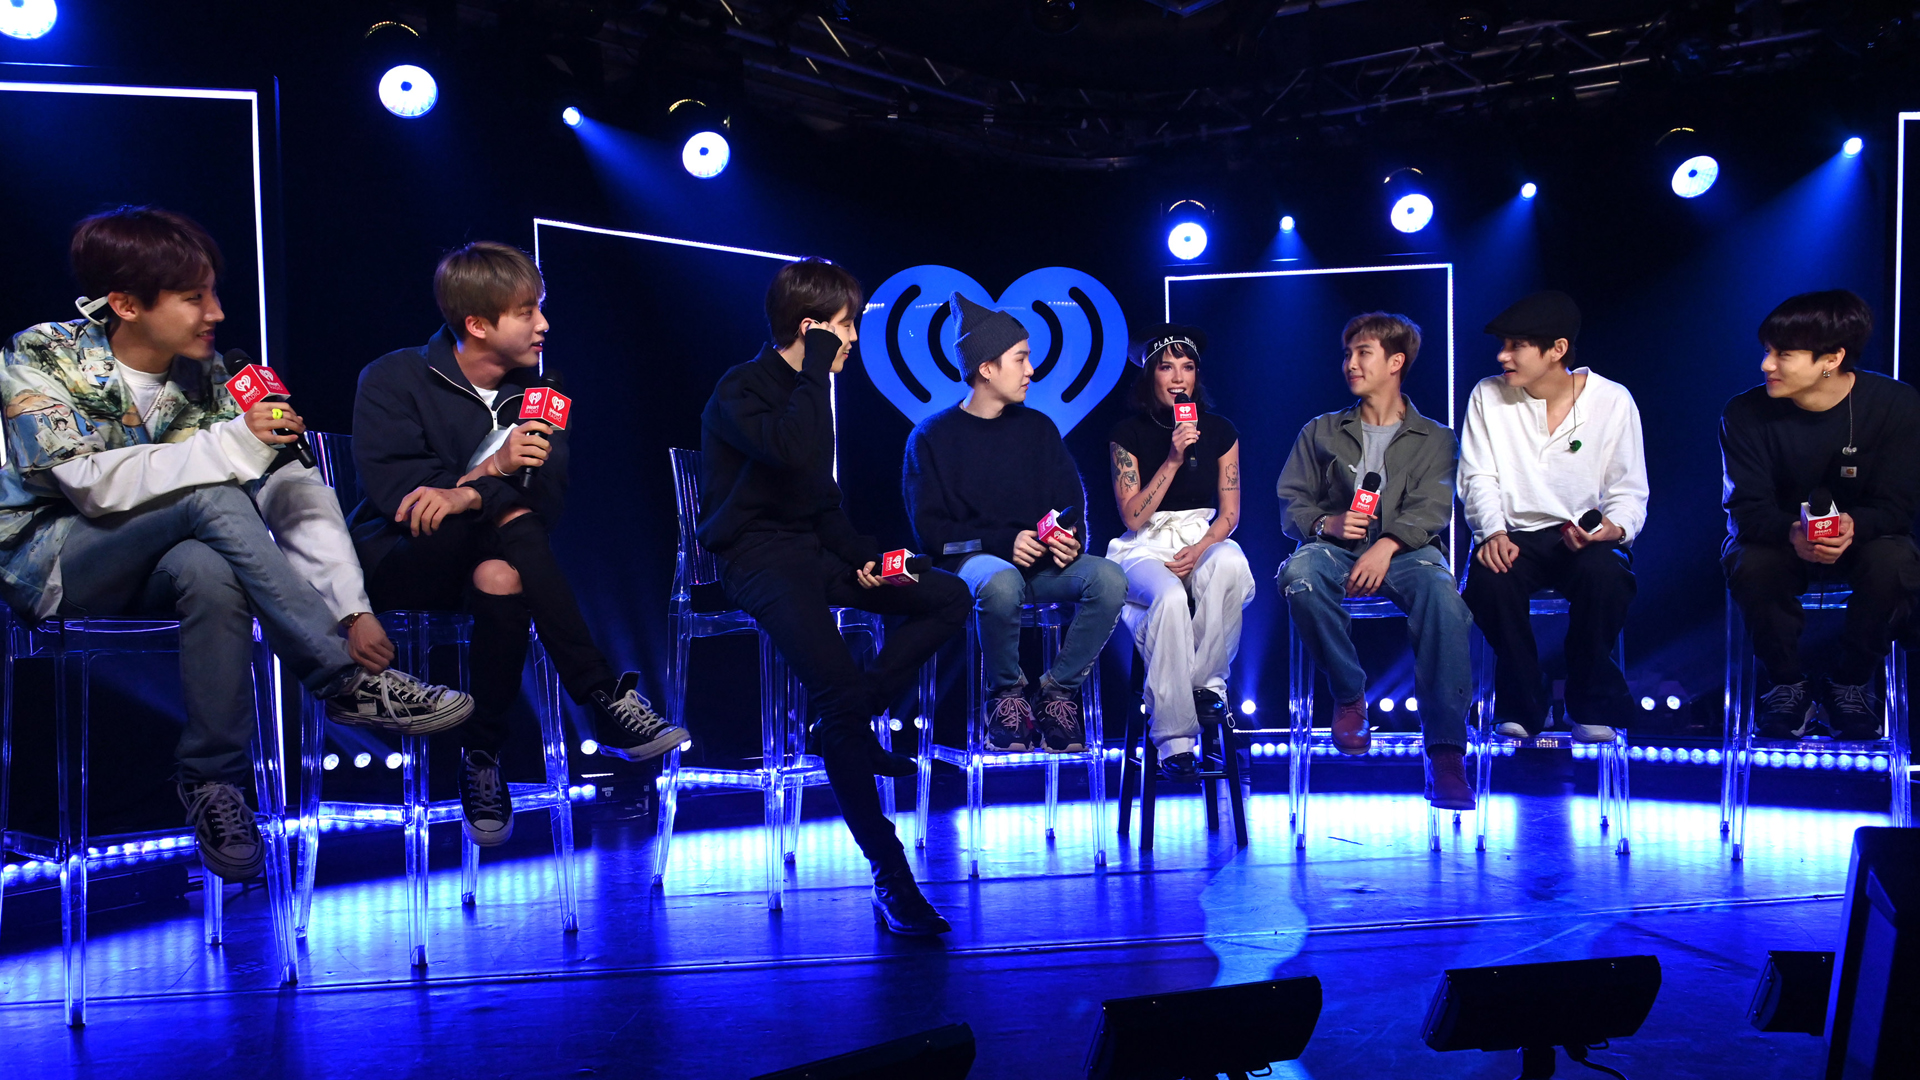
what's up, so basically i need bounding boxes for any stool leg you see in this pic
[1720,595,1743,836]
[535,639,578,932]
[651,745,682,888]
[1223,725,1248,848]
[0,632,12,947]
[656,618,692,888]
[760,637,784,911]
[1473,633,1492,853]
[1044,756,1059,842]
[295,695,324,937]
[1117,707,1140,841]
[460,837,479,906]
[251,645,298,984]
[1615,731,1632,856]
[1888,645,1911,828]
[1202,724,1221,834]
[966,621,984,879]
[1141,738,1158,854]
[59,628,87,1027]
[204,875,223,945]
[914,659,934,852]
[402,733,429,967]
[1087,666,1106,870]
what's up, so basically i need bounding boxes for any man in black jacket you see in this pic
[351,241,687,848]
[1722,290,1920,740]
[699,258,969,936]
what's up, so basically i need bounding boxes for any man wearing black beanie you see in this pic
[904,293,1127,756]
[699,258,970,936]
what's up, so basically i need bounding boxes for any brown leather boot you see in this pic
[1425,745,1476,810]
[1331,697,1371,755]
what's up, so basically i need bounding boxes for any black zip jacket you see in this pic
[347,326,569,573]
[697,331,876,568]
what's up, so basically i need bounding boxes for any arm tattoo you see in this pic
[1222,462,1239,491]
[1111,446,1139,490]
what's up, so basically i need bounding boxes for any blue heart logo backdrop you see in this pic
[863,266,1129,434]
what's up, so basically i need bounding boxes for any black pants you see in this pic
[720,531,970,870]
[1463,527,1636,733]
[1723,536,1920,686]
[367,512,615,754]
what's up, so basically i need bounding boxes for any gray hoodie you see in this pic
[1276,396,1458,557]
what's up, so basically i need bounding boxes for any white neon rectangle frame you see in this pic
[1895,112,1919,381]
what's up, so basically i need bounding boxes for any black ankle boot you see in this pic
[871,863,951,936]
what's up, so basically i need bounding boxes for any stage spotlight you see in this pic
[1843,136,1864,157]
[1279,215,1296,232]
[1380,697,1397,713]
[1406,696,1419,712]
[1391,193,1434,233]
[384,752,404,770]
[1666,695,1683,710]
[378,64,438,118]
[1241,699,1258,715]
[579,739,599,756]
[1640,696,1656,711]
[1030,0,1080,34]
[323,753,340,771]
[1087,978,1321,1079]
[1670,154,1719,198]
[681,130,730,178]
[0,0,56,39]
[1424,955,1660,1077]
[1520,182,1537,199]
[1164,199,1211,260]
[562,106,582,127]
[354,752,373,769]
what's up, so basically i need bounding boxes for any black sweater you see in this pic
[904,403,1086,571]
[1720,370,1920,553]
[697,332,875,567]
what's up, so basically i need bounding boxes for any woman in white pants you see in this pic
[1106,325,1256,781]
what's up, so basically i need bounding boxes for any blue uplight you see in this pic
[1671,155,1719,198]
[1520,182,1537,199]
[1842,136,1864,157]
[562,106,582,127]
[1167,221,1208,260]
[1279,215,1296,233]
[1391,193,1434,233]
[378,64,438,118]
[681,130,730,178]
[0,0,56,39]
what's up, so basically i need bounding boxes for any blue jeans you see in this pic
[957,553,1127,696]
[56,484,361,784]
[1278,541,1473,750]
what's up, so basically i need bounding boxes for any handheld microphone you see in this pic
[1037,504,1081,547]
[877,549,932,586]
[222,351,314,470]
[514,386,573,490]
[1802,487,1841,541]
[1578,509,1604,533]
[1173,392,1200,470]
[1350,471,1383,517]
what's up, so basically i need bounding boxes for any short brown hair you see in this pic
[434,241,544,339]
[70,205,224,312]
[765,257,863,348]
[1341,312,1422,373]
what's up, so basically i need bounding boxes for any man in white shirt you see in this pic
[0,207,473,884]
[1459,291,1649,741]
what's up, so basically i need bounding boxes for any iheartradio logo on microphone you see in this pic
[1173,400,1199,425]
[224,364,290,410]
[1349,471,1383,516]
[879,549,930,586]
[518,387,573,429]
[1803,487,1841,541]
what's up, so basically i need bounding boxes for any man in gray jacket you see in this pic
[1276,312,1475,809]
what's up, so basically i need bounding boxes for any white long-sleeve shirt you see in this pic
[1458,368,1650,546]
[39,415,373,619]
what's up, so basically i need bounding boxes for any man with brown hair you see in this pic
[0,206,472,884]
[351,240,686,849]
[699,257,970,936]
[1276,312,1476,809]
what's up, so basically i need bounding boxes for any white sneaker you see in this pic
[327,669,474,735]
[1495,722,1530,739]
[1568,721,1616,744]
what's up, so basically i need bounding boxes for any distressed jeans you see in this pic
[1278,540,1473,750]
[957,553,1128,697]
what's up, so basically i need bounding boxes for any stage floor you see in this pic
[0,779,1874,1079]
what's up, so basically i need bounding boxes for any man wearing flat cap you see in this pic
[904,293,1126,757]
[1459,290,1649,742]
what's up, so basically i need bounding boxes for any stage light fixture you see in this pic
[1666,695,1683,710]
[384,752,403,770]
[0,0,56,39]
[1843,136,1864,157]
[1087,978,1321,1079]
[378,64,438,118]
[354,752,373,769]
[1380,697,1397,713]
[1164,199,1211,260]
[681,129,730,178]
[323,753,340,771]
[1391,193,1434,233]
[580,739,599,756]
[1241,699,1258,715]
[1640,696,1656,711]
[1280,215,1296,232]
[1424,955,1660,1077]
[562,106,582,127]
[1671,154,1719,198]
[1520,182,1537,199]
[1406,696,1420,712]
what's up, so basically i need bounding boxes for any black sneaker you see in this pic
[986,692,1036,751]
[1035,694,1085,752]
[181,781,263,883]
[591,672,690,763]
[327,670,474,735]
[871,864,952,936]
[1160,751,1201,782]
[1822,678,1885,741]
[458,750,514,847]
[1755,679,1814,740]
[1193,687,1232,727]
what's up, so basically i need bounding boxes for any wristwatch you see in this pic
[340,612,367,630]
[1311,515,1329,539]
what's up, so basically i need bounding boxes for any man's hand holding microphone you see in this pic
[396,388,570,538]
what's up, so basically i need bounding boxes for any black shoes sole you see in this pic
[596,725,689,763]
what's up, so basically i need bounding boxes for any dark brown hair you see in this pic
[1759,290,1872,373]
[1129,342,1212,411]
[765,257,863,348]
[70,206,224,313]
[435,241,545,340]
[1341,312,1422,372]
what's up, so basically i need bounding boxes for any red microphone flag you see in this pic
[224,365,291,411]
[518,387,573,429]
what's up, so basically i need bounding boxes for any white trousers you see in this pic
[1107,509,1256,757]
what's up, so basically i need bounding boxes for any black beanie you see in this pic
[952,292,1030,379]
